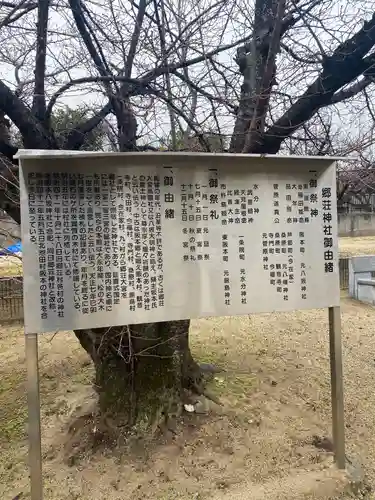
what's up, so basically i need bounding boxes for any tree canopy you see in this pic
[1,1,375,167]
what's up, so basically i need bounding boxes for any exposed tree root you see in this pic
[192,381,222,406]
[199,362,225,374]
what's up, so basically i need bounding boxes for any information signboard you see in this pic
[18,151,340,334]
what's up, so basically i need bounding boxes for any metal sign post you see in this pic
[25,333,43,499]
[328,306,346,469]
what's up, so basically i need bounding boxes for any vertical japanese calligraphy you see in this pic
[284,179,316,225]
[26,171,166,322]
[322,186,334,273]
[223,270,231,306]
[262,232,293,301]
[20,153,340,333]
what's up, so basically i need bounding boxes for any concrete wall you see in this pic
[338,212,375,237]
[348,255,375,305]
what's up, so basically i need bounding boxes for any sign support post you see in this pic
[25,333,43,500]
[328,306,345,469]
[16,150,347,490]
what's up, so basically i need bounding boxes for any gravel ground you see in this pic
[1,296,375,499]
[210,295,375,499]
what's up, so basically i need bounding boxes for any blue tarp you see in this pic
[0,242,22,256]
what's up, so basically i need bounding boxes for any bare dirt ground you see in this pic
[1,296,375,499]
[339,236,375,257]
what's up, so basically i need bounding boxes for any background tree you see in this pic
[1,0,375,433]
[161,130,227,152]
[51,106,110,151]
[8,105,111,150]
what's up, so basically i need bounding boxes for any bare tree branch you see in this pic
[153,0,177,148]
[0,0,36,29]
[66,102,112,150]
[253,14,375,153]
[0,79,53,149]
[236,0,322,60]
[172,69,237,112]
[124,0,147,78]
[32,0,50,122]
[68,0,114,99]
[141,33,254,82]
[330,77,375,105]
[280,41,319,64]
[150,84,210,151]
[242,0,287,153]
[46,75,142,119]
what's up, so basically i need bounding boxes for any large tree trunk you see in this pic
[72,104,206,431]
[230,0,285,153]
[74,320,202,427]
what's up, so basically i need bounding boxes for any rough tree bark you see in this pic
[74,320,201,427]
[71,104,207,429]
[230,0,286,153]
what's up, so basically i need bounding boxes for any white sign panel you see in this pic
[18,152,340,334]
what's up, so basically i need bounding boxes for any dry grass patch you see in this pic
[2,301,375,499]
[339,236,375,257]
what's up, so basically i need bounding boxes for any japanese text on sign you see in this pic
[19,153,340,334]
